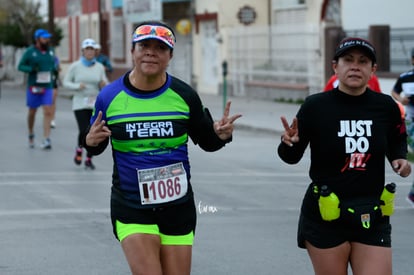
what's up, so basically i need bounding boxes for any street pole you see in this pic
[48,0,54,42]
[222,60,228,111]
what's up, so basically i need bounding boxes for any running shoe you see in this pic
[40,138,52,150]
[28,134,35,148]
[74,147,82,165]
[406,193,414,208]
[85,158,95,170]
[51,120,56,128]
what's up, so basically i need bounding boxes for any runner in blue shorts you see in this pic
[84,20,241,275]
[26,87,53,108]
[18,29,56,149]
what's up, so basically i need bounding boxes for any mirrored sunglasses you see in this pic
[133,25,175,49]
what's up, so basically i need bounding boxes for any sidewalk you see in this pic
[1,81,300,136]
[56,85,300,135]
[198,93,300,135]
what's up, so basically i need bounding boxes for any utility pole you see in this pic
[48,0,54,42]
[222,61,228,112]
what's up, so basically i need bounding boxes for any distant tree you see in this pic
[0,0,62,48]
[0,24,26,48]
[51,27,64,48]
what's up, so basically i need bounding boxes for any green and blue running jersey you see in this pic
[87,72,228,208]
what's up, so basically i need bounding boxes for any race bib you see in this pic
[36,71,51,83]
[137,163,188,205]
[402,82,414,95]
[29,86,46,94]
[83,96,97,107]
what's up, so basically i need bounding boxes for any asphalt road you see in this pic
[0,85,414,275]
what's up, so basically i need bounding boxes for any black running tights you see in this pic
[74,109,93,158]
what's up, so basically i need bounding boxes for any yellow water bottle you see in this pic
[318,185,340,221]
[380,182,396,216]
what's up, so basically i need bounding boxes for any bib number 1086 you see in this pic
[137,163,188,205]
[142,177,181,202]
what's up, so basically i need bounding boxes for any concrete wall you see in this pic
[193,0,270,94]
[342,0,414,29]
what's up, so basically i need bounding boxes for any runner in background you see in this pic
[0,47,3,98]
[63,38,108,169]
[17,29,56,149]
[95,43,113,75]
[390,47,414,205]
[50,56,61,128]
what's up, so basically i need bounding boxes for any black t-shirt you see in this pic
[278,88,407,217]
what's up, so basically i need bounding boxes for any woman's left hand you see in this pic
[99,80,107,90]
[214,101,242,140]
[392,159,412,177]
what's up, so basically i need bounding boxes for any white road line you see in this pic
[0,172,410,187]
[0,205,412,217]
[0,208,109,216]
[0,180,110,185]
[0,171,112,177]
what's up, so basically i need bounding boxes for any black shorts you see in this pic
[297,213,391,249]
[111,197,197,241]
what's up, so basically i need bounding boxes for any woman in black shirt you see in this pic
[278,37,411,275]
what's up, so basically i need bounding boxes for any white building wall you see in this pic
[305,0,323,23]
[342,0,413,30]
[218,0,269,62]
[218,0,269,26]
[193,0,269,94]
[195,0,218,12]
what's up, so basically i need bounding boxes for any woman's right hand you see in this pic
[280,116,299,147]
[85,111,111,147]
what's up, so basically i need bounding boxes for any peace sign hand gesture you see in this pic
[214,101,242,141]
[85,111,112,147]
[280,116,299,147]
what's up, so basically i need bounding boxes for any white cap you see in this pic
[95,43,102,50]
[81,38,97,49]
